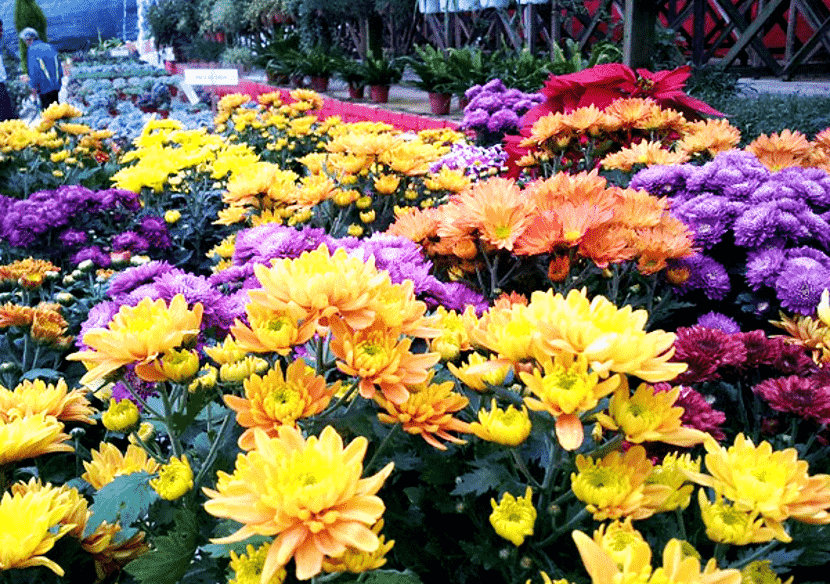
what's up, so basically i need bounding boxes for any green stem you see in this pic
[193,411,234,490]
[158,383,184,458]
[364,423,400,473]
[537,507,591,546]
[511,449,541,488]
[674,507,687,541]
[729,540,779,570]
[121,377,164,419]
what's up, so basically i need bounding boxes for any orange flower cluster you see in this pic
[0,302,71,346]
[0,258,59,289]
[509,98,741,176]
[386,171,695,276]
[746,128,830,171]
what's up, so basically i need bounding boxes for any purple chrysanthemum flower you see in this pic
[71,245,111,267]
[153,271,237,331]
[744,247,787,291]
[486,108,520,134]
[467,93,501,113]
[112,231,151,254]
[774,257,830,315]
[671,194,738,250]
[233,224,332,265]
[108,260,181,297]
[424,281,489,314]
[630,164,692,198]
[481,78,506,93]
[685,151,770,200]
[464,84,483,101]
[674,254,731,301]
[138,215,172,249]
[111,368,157,409]
[461,108,490,130]
[696,311,740,333]
[76,300,120,349]
[58,229,88,248]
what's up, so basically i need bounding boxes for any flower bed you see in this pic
[1,66,830,584]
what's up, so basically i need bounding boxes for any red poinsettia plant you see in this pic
[504,63,725,177]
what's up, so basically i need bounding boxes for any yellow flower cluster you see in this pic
[204,425,394,581]
[686,434,830,544]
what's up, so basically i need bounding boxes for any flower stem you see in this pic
[537,507,591,546]
[729,540,779,570]
[193,411,234,490]
[365,423,400,473]
[158,383,184,458]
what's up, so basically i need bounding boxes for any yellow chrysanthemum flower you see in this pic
[447,352,511,391]
[591,518,652,573]
[373,174,401,195]
[571,446,671,521]
[204,425,394,582]
[81,522,149,581]
[224,359,340,450]
[489,486,536,546]
[138,348,201,383]
[0,377,95,424]
[521,353,622,450]
[321,520,394,573]
[684,434,830,540]
[150,455,194,500]
[0,488,75,575]
[698,489,781,545]
[0,413,74,465]
[470,399,532,446]
[229,543,288,584]
[101,398,140,432]
[572,532,741,584]
[220,355,269,383]
[82,442,161,490]
[818,288,830,328]
[10,478,90,539]
[646,452,699,512]
[423,166,471,192]
[595,383,708,447]
[741,561,794,584]
[66,294,203,385]
[375,379,472,450]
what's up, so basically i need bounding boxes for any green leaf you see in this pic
[20,368,62,381]
[123,509,200,584]
[339,569,423,584]
[85,471,158,541]
[451,464,506,497]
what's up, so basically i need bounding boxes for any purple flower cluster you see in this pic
[631,151,830,315]
[75,260,240,349]
[461,79,544,143]
[428,142,507,181]
[209,224,489,314]
[0,185,172,267]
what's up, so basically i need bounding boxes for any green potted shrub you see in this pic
[361,54,404,104]
[297,45,340,93]
[336,57,367,99]
[403,45,456,115]
[446,46,492,108]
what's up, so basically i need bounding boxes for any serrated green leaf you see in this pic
[20,368,62,381]
[340,569,423,584]
[202,519,272,558]
[451,464,504,496]
[123,509,199,584]
[85,471,158,541]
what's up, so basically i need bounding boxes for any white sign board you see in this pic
[184,68,239,86]
[109,48,130,57]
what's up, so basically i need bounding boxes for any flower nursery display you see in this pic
[1,57,830,584]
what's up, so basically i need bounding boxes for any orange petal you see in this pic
[555,413,584,451]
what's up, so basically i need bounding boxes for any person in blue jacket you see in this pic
[19,27,62,110]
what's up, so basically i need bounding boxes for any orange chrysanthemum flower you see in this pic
[601,141,689,172]
[385,207,440,244]
[329,316,440,405]
[375,379,473,450]
[630,216,695,275]
[67,295,203,385]
[30,303,71,345]
[82,442,161,490]
[224,359,341,450]
[527,111,569,148]
[604,97,657,129]
[0,302,35,328]
[612,187,669,229]
[0,258,59,289]
[562,104,609,135]
[578,225,637,268]
[677,118,741,157]
[746,129,813,171]
[0,378,96,424]
[82,522,149,581]
[203,425,394,582]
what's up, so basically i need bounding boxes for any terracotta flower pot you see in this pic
[369,85,390,103]
[309,76,330,93]
[428,92,452,115]
[348,85,365,100]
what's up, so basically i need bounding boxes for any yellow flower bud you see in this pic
[471,399,532,446]
[490,486,536,546]
[347,224,364,237]
[356,196,372,209]
[359,210,376,224]
[164,209,182,224]
[149,455,194,500]
[102,398,140,432]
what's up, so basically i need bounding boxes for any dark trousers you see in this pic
[39,89,59,110]
[0,82,15,120]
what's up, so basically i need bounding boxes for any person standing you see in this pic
[19,27,61,110]
[0,20,16,120]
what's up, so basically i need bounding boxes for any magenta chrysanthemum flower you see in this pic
[672,325,747,383]
[753,375,830,424]
[653,383,727,441]
[736,330,778,369]
[767,338,817,376]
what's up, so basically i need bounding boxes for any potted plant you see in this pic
[403,45,457,115]
[336,58,367,99]
[297,46,340,93]
[447,46,493,109]
[265,48,302,86]
[361,54,404,104]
